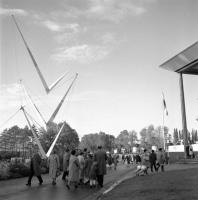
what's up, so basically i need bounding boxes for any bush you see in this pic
[0,161,10,180]
[0,152,20,160]
[9,163,30,178]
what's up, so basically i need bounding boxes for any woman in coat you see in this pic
[84,153,93,184]
[48,149,60,185]
[141,149,150,174]
[156,148,165,172]
[78,151,85,184]
[67,149,80,190]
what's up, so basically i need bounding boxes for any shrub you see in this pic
[0,161,10,180]
[9,163,30,178]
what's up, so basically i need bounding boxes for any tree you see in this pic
[0,125,32,158]
[80,132,115,152]
[40,121,79,153]
[80,133,101,152]
[191,129,198,144]
[57,122,79,151]
[139,128,148,148]
[116,130,130,151]
[173,128,179,144]
[139,125,168,149]
[116,130,138,153]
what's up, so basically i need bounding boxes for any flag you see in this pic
[162,93,168,116]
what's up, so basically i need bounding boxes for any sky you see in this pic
[1,0,198,138]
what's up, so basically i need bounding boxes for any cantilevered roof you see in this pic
[159,41,198,75]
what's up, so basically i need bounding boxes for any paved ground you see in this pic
[0,163,135,200]
[101,164,198,200]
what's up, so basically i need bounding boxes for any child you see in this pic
[89,161,98,188]
[135,164,148,176]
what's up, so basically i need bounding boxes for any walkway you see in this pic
[0,163,135,200]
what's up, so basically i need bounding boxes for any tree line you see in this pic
[0,122,79,159]
[1,122,197,159]
[173,128,198,145]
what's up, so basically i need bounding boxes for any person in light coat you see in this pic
[48,149,60,185]
[156,148,165,172]
[78,151,85,183]
[66,149,80,190]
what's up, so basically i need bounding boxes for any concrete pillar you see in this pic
[179,73,188,158]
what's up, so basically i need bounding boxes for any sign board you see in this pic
[168,145,184,152]
[168,144,198,152]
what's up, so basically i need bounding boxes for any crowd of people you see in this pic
[25,146,168,189]
[26,145,109,189]
[135,148,168,176]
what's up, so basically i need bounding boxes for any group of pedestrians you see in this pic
[26,148,60,186]
[64,145,108,189]
[107,153,119,170]
[135,148,167,176]
[26,145,108,190]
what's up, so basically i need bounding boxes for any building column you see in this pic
[179,73,188,158]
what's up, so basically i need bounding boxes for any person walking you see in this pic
[26,150,43,186]
[189,145,194,159]
[94,145,107,188]
[156,148,165,172]
[107,153,113,170]
[78,151,85,184]
[113,154,119,170]
[66,149,80,190]
[135,154,141,164]
[48,149,60,185]
[89,161,98,188]
[84,153,93,184]
[141,149,150,174]
[149,150,157,172]
[62,148,70,181]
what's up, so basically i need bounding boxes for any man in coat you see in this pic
[149,150,157,172]
[26,149,43,186]
[94,145,107,187]
[62,148,70,181]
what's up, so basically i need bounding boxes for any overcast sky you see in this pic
[1,0,198,138]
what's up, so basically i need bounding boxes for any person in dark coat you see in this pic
[26,151,43,186]
[107,154,113,169]
[89,161,98,188]
[135,154,141,164]
[149,150,157,172]
[84,153,93,184]
[62,148,70,181]
[94,146,107,187]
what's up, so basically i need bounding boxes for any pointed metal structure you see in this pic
[20,73,77,128]
[12,15,67,94]
[46,122,65,157]
[47,73,78,124]
[21,106,65,158]
[20,106,46,158]
[21,83,47,127]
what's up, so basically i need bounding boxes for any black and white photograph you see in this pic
[1,0,198,199]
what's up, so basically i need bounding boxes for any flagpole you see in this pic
[162,92,166,151]
[162,106,166,150]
